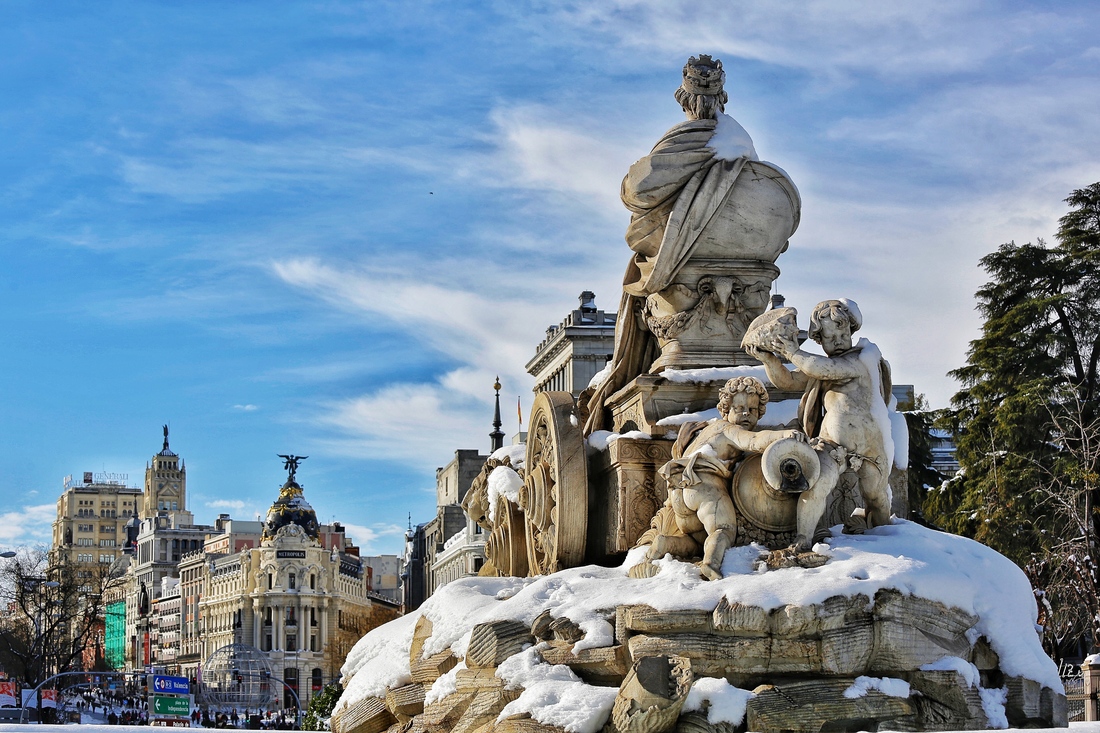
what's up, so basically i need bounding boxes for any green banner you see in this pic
[152,695,190,716]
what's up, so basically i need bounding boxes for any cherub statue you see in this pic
[747,299,894,528]
[650,376,806,580]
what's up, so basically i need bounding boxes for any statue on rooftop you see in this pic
[278,454,308,482]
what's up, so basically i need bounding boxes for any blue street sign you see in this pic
[151,675,190,695]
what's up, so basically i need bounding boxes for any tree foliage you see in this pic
[303,682,342,731]
[929,182,1100,657]
[0,548,125,685]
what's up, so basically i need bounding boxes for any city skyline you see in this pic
[2,2,1100,553]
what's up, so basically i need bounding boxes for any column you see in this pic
[252,602,261,648]
[1085,659,1100,721]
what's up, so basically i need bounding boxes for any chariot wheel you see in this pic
[485,495,529,577]
[518,391,588,575]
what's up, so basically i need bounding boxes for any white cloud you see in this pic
[485,105,644,216]
[206,497,248,508]
[233,404,259,412]
[0,504,57,546]
[273,257,592,463]
[338,522,406,554]
[554,1,1080,82]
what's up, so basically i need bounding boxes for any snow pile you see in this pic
[654,400,800,430]
[487,465,524,522]
[979,686,1009,728]
[843,676,911,699]
[496,647,618,733]
[339,611,419,699]
[657,408,721,427]
[682,677,754,726]
[335,521,1061,730]
[588,362,613,390]
[425,659,465,704]
[922,655,980,688]
[662,365,771,384]
[708,113,759,162]
[490,443,526,469]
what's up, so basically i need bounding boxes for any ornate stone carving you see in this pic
[518,391,588,574]
[634,377,839,578]
[484,496,528,578]
[643,273,772,348]
[593,436,673,560]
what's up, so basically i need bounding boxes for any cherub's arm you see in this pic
[785,350,864,381]
[725,424,806,454]
[747,345,808,391]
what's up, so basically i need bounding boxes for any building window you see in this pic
[286,634,297,651]
[283,668,298,708]
[289,573,296,590]
[310,634,318,652]
[265,608,272,626]
[268,574,273,590]
[263,634,272,652]
[286,608,296,626]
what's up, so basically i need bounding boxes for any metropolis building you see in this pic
[173,464,400,705]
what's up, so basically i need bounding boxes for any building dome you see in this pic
[262,478,320,542]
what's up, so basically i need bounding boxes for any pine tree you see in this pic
[931,183,1100,655]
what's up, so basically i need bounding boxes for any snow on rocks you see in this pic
[332,521,1065,733]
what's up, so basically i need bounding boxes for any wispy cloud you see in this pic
[0,505,57,546]
[207,499,248,512]
[553,2,1079,82]
[273,258,560,461]
[339,522,406,554]
[233,404,259,412]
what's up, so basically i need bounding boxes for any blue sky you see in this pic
[2,1,1099,555]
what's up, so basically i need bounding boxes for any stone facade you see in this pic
[50,475,142,577]
[526,291,616,397]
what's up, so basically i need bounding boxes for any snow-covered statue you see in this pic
[586,55,801,433]
[746,299,895,527]
[638,375,842,579]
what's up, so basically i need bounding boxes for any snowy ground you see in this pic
[3,725,1100,732]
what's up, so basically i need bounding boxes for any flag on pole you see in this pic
[517,397,523,428]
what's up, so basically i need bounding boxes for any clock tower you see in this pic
[144,425,187,519]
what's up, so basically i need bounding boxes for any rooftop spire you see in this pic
[490,377,504,452]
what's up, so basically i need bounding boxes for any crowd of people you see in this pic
[65,689,300,728]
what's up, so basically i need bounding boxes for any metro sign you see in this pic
[151,675,190,695]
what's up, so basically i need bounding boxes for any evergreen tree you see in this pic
[901,394,946,525]
[932,183,1100,655]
